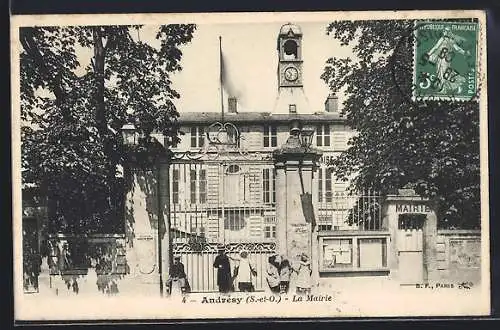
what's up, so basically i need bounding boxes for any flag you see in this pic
[301,192,316,228]
[219,37,240,100]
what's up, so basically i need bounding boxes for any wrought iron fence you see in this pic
[317,192,384,231]
[169,161,277,292]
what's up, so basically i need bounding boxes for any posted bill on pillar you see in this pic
[11,10,490,322]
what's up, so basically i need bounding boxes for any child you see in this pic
[279,257,292,294]
[294,253,312,295]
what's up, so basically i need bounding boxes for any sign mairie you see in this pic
[395,203,432,213]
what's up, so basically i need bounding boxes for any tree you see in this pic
[321,20,480,229]
[20,24,196,234]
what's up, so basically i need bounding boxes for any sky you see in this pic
[73,21,352,115]
[167,22,351,114]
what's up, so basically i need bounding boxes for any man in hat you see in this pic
[167,255,188,295]
[213,244,232,293]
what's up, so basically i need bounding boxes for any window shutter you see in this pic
[249,167,262,203]
[206,165,219,204]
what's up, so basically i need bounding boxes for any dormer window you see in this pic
[263,125,277,147]
[316,124,330,147]
[190,126,205,148]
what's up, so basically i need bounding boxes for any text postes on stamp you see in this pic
[413,21,478,101]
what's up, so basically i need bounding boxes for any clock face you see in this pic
[284,66,299,82]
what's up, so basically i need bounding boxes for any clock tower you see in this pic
[274,23,310,114]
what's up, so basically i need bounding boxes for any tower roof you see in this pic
[279,23,302,36]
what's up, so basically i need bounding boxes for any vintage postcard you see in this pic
[11,10,490,321]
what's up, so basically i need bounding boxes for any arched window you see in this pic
[224,210,246,231]
[283,39,298,59]
[226,164,240,174]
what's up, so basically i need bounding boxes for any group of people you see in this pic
[166,244,312,296]
[266,253,312,295]
[213,246,257,293]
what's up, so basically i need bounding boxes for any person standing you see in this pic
[167,256,189,295]
[213,244,232,293]
[266,254,281,294]
[279,257,292,294]
[294,253,312,295]
[234,250,257,292]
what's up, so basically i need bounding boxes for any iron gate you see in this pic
[169,161,277,292]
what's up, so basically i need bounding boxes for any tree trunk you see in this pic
[92,27,107,140]
[92,27,119,225]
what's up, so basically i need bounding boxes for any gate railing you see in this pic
[169,161,277,292]
[169,161,277,244]
[173,242,276,292]
[317,192,384,231]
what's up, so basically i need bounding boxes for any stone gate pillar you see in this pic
[123,144,172,296]
[383,189,438,283]
[273,122,322,269]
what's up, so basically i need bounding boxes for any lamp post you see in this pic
[121,123,138,146]
[298,127,316,262]
[299,128,315,150]
[121,123,166,297]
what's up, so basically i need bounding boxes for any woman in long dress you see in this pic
[233,250,257,292]
[266,254,281,294]
[294,253,312,295]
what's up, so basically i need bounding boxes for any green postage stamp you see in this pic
[413,21,479,101]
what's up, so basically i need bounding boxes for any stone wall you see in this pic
[434,230,481,284]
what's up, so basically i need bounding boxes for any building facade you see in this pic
[138,22,387,292]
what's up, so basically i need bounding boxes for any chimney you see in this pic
[228,97,237,113]
[324,94,338,113]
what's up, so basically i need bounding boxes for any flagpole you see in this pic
[219,36,224,123]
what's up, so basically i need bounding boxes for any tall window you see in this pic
[325,169,332,203]
[172,169,179,204]
[190,126,205,148]
[318,169,323,203]
[190,169,196,204]
[182,168,207,205]
[263,168,276,204]
[224,210,246,231]
[199,169,207,204]
[263,125,277,147]
[318,168,333,203]
[316,125,331,147]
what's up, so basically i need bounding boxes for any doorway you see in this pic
[397,214,425,284]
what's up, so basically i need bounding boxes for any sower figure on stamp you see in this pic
[213,244,233,293]
[166,255,190,296]
[426,27,470,94]
[233,250,257,292]
[293,253,312,295]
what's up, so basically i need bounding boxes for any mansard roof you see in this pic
[177,112,346,125]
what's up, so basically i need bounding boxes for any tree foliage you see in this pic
[21,24,196,233]
[322,20,480,229]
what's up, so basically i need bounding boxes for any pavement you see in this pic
[15,269,489,320]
